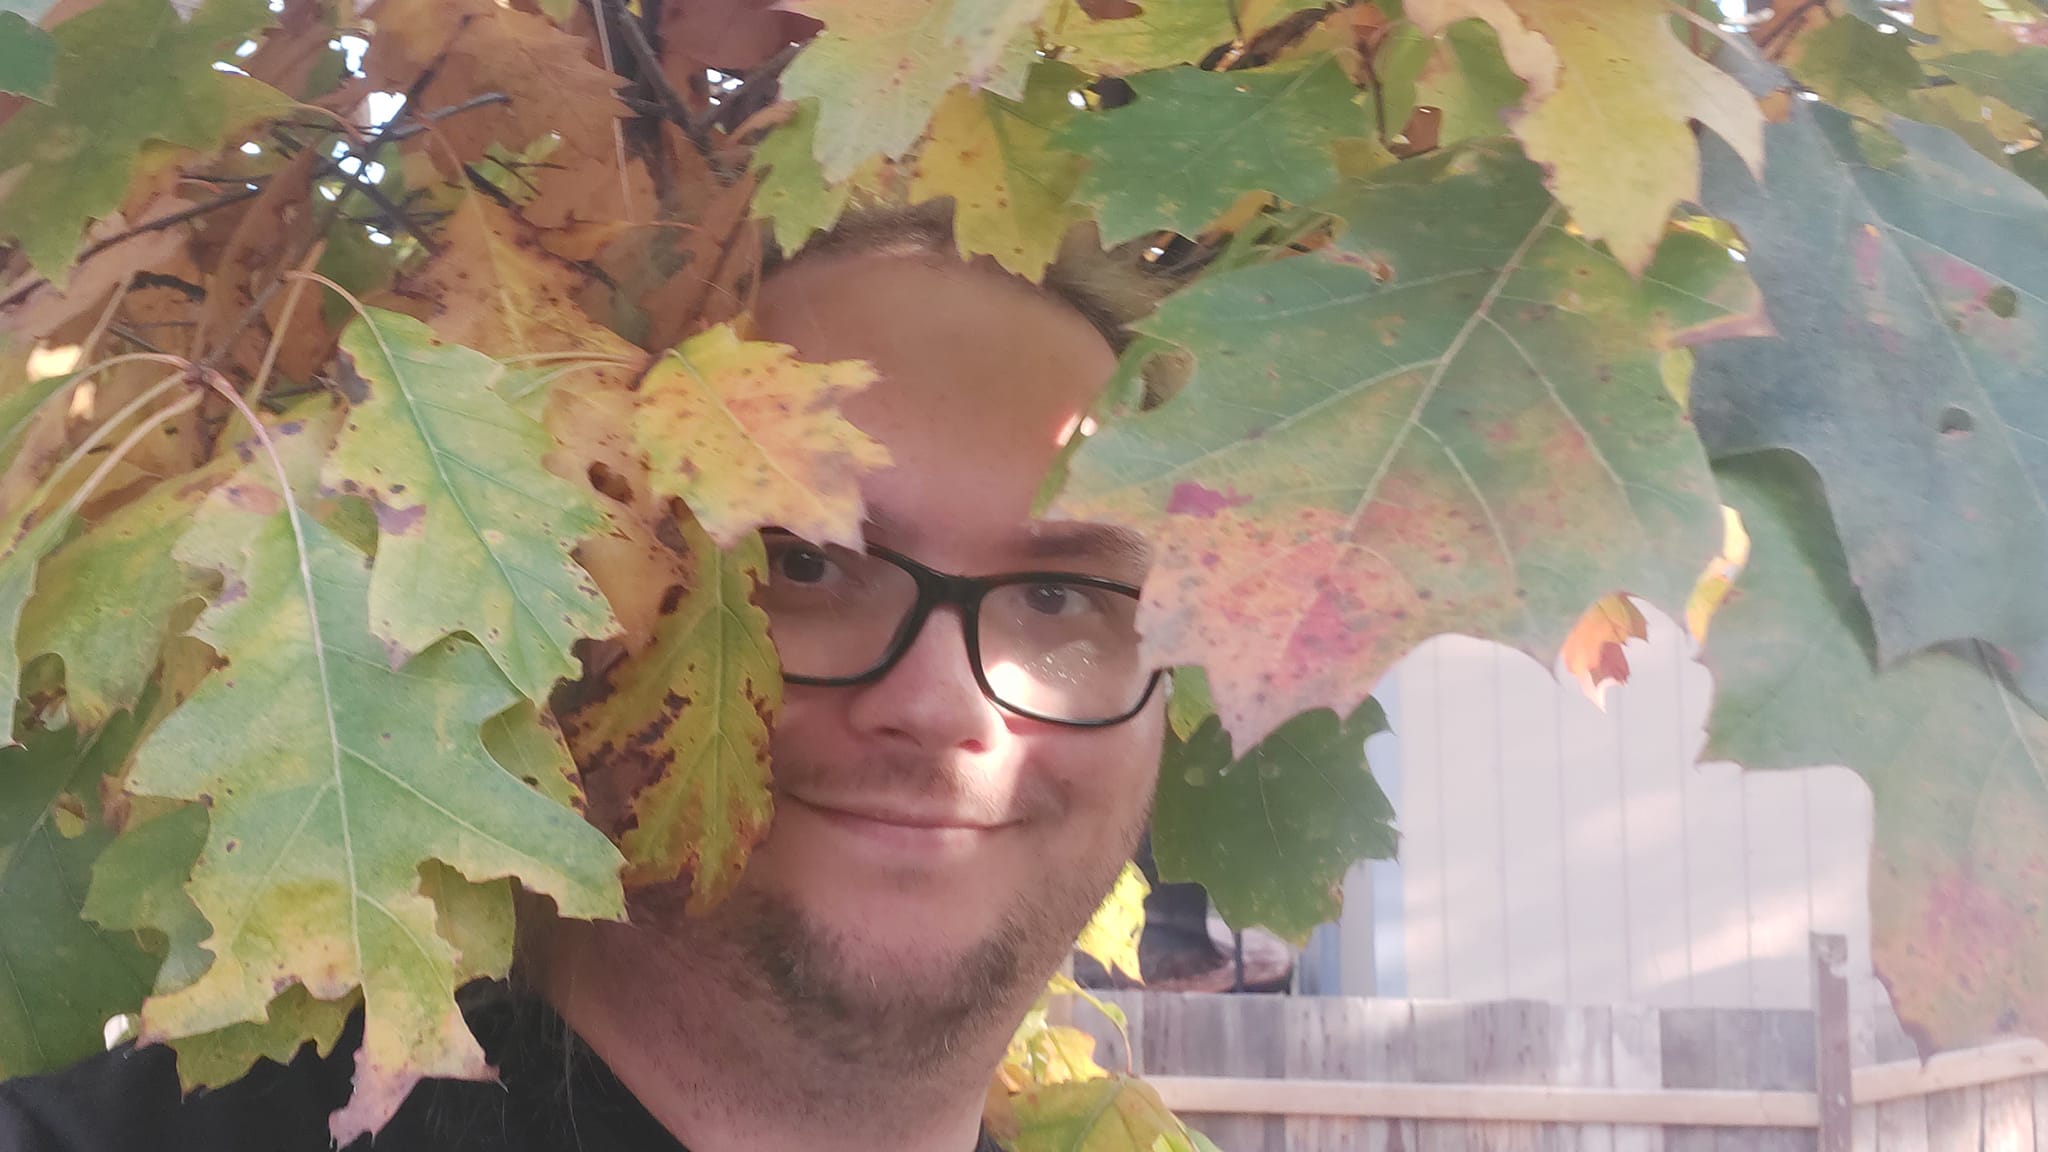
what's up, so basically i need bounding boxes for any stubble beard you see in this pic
[711,812,1144,1077]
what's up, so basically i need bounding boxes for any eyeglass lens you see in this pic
[757,537,1150,724]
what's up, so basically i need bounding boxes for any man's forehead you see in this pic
[860,504,1151,571]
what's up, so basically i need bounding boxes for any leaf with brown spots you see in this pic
[1055,142,1760,750]
[323,306,619,701]
[634,324,889,551]
[125,437,624,1142]
[561,509,780,904]
[1705,453,2048,1054]
[399,193,641,366]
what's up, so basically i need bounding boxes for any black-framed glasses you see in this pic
[759,531,1163,727]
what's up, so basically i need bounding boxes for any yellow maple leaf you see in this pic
[634,325,890,550]
[911,63,1091,280]
[1406,0,1765,274]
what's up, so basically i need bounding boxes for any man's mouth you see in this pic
[778,792,1015,860]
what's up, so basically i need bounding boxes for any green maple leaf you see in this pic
[1055,142,1754,750]
[325,308,618,703]
[1006,1075,1220,1152]
[124,445,624,1144]
[780,0,1037,182]
[1704,452,2048,1052]
[1047,0,1325,76]
[0,12,54,101]
[1058,54,1372,246]
[0,0,281,281]
[1412,18,1527,147]
[911,61,1091,280]
[1693,101,2048,712]
[562,513,780,906]
[751,101,855,253]
[1789,14,1926,119]
[1929,48,2048,125]
[1155,699,1394,943]
[0,713,160,1078]
[18,436,258,729]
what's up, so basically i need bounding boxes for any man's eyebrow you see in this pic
[1018,523,1152,569]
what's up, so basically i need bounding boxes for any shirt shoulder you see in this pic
[0,1038,342,1152]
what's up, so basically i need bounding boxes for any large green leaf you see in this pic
[124,450,625,1144]
[1055,142,1753,750]
[1693,102,2048,708]
[1704,452,2048,1052]
[325,308,618,703]
[0,12,54,101]
[561,512,780,906]
[1155,698,1395,943]
[1058,54,1373,246]
[0,0,280,280]
[0,714,159,1078]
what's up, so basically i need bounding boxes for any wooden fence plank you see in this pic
[1752,1006,1818,1152]
[1985,1078,2034,1152]
[1872,1011,1927,1152]
[1468,1001,1547,1152]
[1168,995,1284,1152]
[1662,1008,1721,1152]
[1560,1005,1612,1152]
[1414,999,1474,1152]
[1365,997,1420,1152]
[1814,936,1853,1152]
[1283,995,1382,1152]
[1925,1085,1984,1152]
[2033,1075,2048,1152]
[1611,1002,1665,1152]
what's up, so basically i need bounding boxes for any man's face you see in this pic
[723,250,1165,1036]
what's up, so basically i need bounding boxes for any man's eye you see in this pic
[1022,583,1095,617]
[772,545,835,585]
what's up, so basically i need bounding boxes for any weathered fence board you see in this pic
[1078,991,2048,1152]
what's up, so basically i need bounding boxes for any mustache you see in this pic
[769,749,1060,826]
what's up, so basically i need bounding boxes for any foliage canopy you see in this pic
[6,0,2048,1144]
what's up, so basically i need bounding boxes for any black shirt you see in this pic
[0,991,1005,1152]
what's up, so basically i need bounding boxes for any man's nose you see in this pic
[842,604,1004,753]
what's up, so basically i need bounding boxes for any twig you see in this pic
[596,0,735,181]
[586,0,638,218]
[243,241,326,408]
[1757,0,1831,54]
[1355,31,1392,152]
[0,188,265,311]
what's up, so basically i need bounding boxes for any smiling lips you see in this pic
[781,792,1014,859]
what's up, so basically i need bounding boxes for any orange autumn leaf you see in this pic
[1559,593,1647,709]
